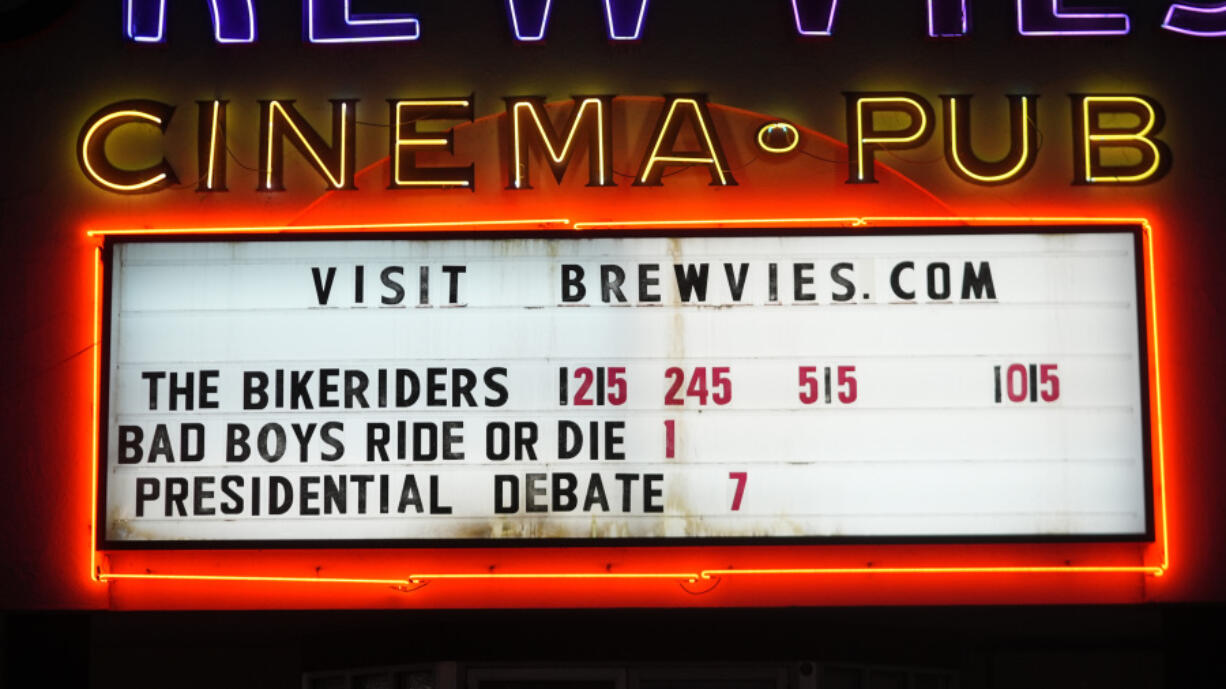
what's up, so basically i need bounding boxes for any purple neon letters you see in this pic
[929,0,969,37]
[125,0,256,43]
[1015,0,1129,36]
[123,0,421,44]
[506,0,649,41]
[1163,2,1226,36]
[507,0,552,41]
[790,0,839,35]
[790,1,966,37]
[123,1,1226,43]
[787,1,1128,38]
[305,0,419,43]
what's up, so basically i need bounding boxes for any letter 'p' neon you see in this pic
[845,93,935,184]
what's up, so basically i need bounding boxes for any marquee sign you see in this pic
[99,226,1151,546]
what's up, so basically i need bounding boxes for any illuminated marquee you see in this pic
[76,92,1171,194]
[99,228,1153,546]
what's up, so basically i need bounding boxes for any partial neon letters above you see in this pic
[1016,0,1130,36]
[929,0,969,36]
[791,0,839,35]
[792,1,965,37]
[506,0,647,41]
[77,100,179,193]
[1163,2,1226,36]
[507,0,552,41]
[307,0,419,44]
[124,0,256,43]
[604,0,650,40]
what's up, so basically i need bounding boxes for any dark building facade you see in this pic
[2,1,1225,686]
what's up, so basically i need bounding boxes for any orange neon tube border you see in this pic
[86,218,572,237]
[91,248,103,583]
[88,215,1168,587]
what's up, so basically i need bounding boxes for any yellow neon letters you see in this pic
[197,100,228,192]
[845,93,934,184]
[76,92,1172,194]
[389,98,475,189]
[942,94,1039,185]
[756,122,800,154]
[1073,95,1170,184]
[637,95,735,186]
[508,96,615,189]
[258,99,357,191]
[77,100,178,193]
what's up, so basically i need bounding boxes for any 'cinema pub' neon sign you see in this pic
[77,93,1171,195]
[83,1,1189,195]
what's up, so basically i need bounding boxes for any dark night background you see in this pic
[2,0,1225,686]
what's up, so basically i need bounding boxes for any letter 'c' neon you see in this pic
[78,100,178,193]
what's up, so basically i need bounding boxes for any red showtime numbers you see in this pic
[728,471,747,511]
[994,363,1060,403]
[798,365,858,405]
[558,366,627,406]
[664,367,732,406]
